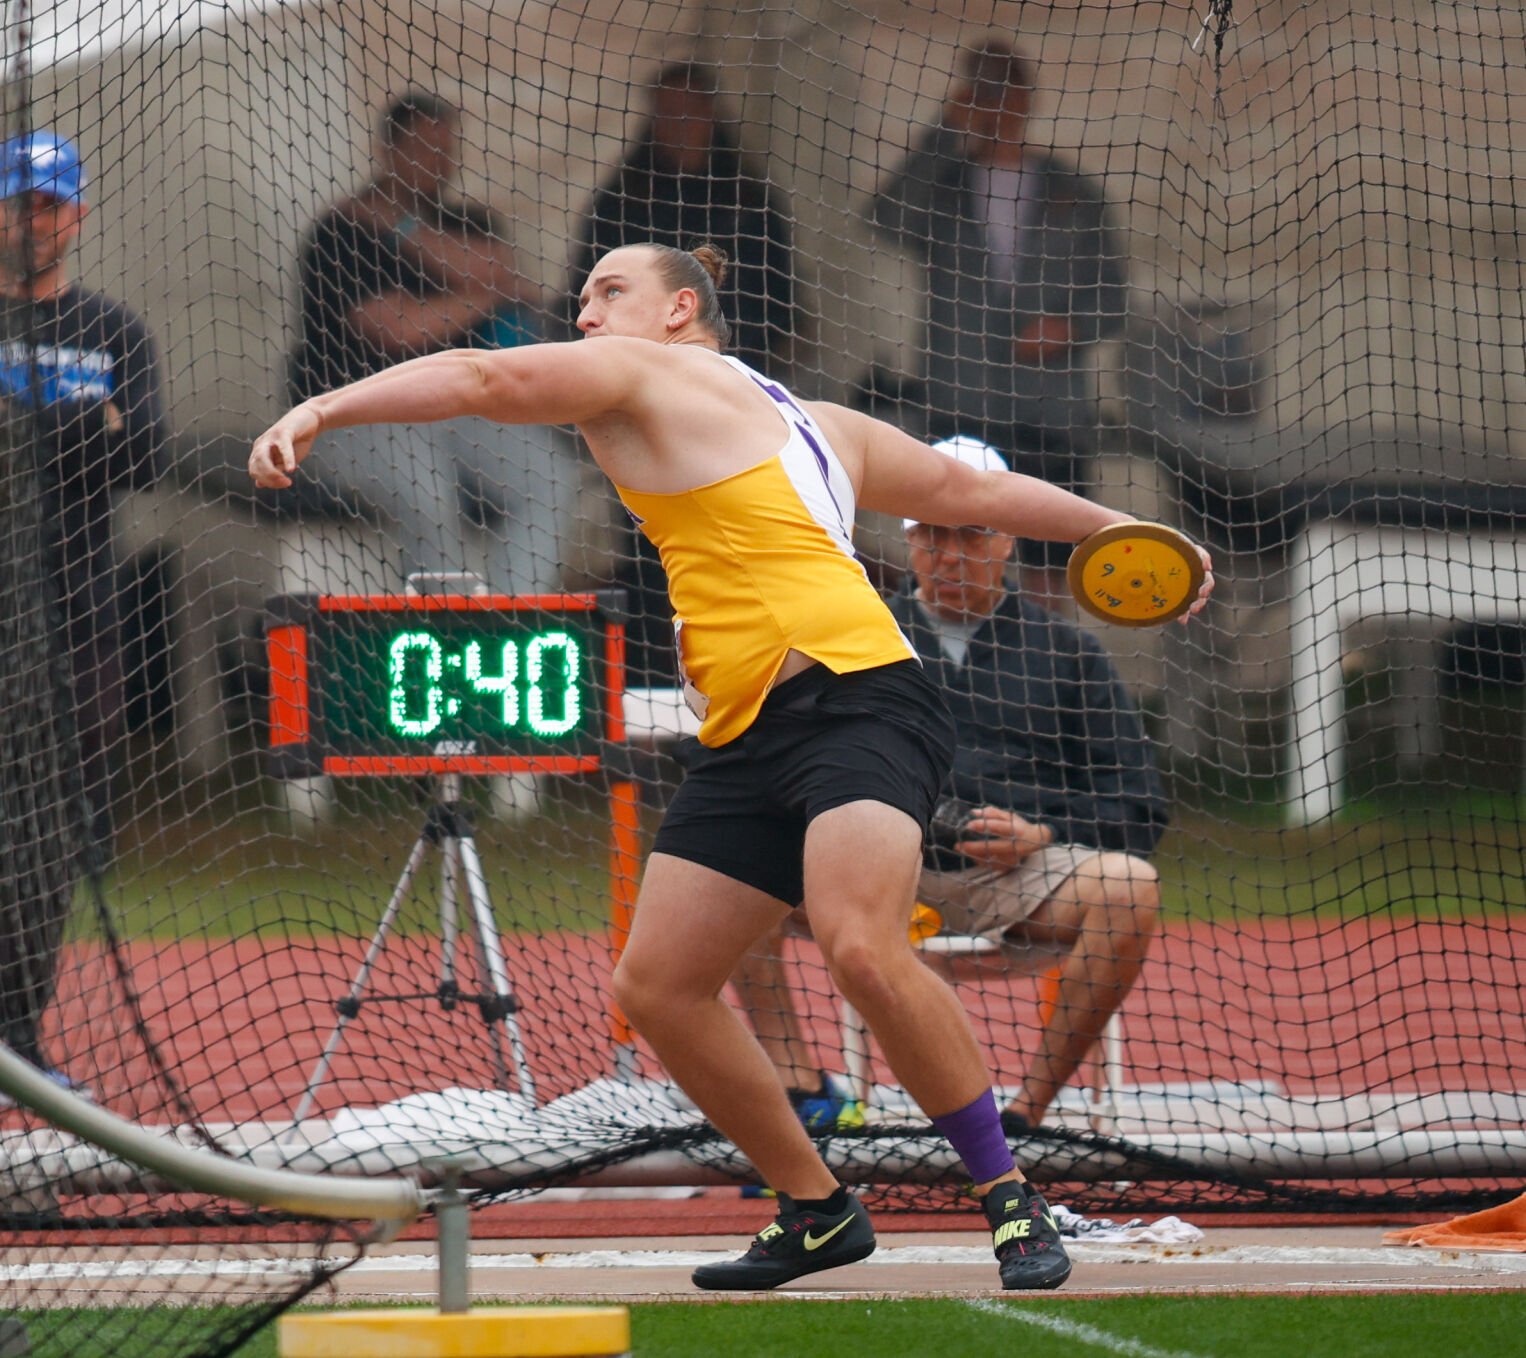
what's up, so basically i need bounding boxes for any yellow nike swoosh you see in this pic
[803,1216,854,1251]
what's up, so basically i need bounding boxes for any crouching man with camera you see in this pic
[731,436,1171,1133]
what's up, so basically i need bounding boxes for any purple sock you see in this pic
[931,1089,1015,1185]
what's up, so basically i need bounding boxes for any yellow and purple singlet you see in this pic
[615,355,914,747]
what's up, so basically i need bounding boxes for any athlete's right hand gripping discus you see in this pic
[1067,522,1206,627]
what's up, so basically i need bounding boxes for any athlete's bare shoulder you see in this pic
[802,400,873,490]
[572,339,759,423]
[549,334,668,382]
[554,336,728,404]
[471,335,670,430]
[578,343,787,492]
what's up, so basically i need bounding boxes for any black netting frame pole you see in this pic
[0,0,212,1151]
[1208,0,1235,123]
[0,0,81,1085]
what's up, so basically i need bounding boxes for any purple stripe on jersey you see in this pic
[794,419,848,532]
[748,369,848,534]
[750,374,806,418]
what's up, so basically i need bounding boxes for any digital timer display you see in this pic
[266,594,624,777]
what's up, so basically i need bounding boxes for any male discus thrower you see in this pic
[266,573,626,1130]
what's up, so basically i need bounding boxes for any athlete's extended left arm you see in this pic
[837,405,1123,542]
[250,341,643,489]
[822,403,1214,618]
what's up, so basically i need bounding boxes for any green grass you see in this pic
[71,796,1526,944]
[71,786,629,943]
[57,710,1526,944]
[629,1295,1526,1358]
[76,664,1526,943]
[1156,806,1526,922]
[15,1294,1524,1358]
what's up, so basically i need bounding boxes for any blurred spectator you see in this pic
[288,91,562,587]
[289,92,532,397]
[288,94,564,821]
[567,62,801,375]
[870,38,1127,569]
[564,63,802,684]
[0,131,168,1087]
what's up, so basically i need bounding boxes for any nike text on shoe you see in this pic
[691,1192,876,1290]
[983,1178,1072,1290]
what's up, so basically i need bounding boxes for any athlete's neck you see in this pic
[660,332,722,350]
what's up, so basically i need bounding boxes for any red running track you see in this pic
[26,918,1526,1126]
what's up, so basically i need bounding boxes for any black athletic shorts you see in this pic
[651,659,956,906]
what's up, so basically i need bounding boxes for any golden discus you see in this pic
[1066,522,1205,627]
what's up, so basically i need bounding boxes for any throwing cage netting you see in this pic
[4,1,1524,1351]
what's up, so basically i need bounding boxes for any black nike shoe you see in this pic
[691,1192,876,1290]
[983,1178,1072,1290]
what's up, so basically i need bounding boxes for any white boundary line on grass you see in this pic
[6,1242,1526,1284]
[965,1298,1214,1358]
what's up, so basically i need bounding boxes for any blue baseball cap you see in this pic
[0,132,87,204]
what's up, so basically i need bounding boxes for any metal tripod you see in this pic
[289,774,535,1129]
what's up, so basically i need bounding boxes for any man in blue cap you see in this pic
[0,131,168,1095]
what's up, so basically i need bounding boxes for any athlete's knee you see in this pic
[609,955,643,1020]
[1115,857,1162,933]
[611,952,672,1028]
[818,933,912,1012]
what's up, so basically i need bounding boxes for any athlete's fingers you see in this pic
[1190,570,1214,608]
[1182,553,1215,623]
[248,433,293,489]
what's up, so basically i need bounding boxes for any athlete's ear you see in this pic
[667,286,700,332]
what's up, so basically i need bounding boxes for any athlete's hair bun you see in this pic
[645,241,732,347]
[690,243,729,290]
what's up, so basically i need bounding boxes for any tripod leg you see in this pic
[438,831,461,1010]
[289,831,432,1131]
[457,833,536,1101]
[443,832,509,1089]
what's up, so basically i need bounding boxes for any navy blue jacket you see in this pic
[889,586,1169,860]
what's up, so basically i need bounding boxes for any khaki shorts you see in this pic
[918,844,1099,950]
